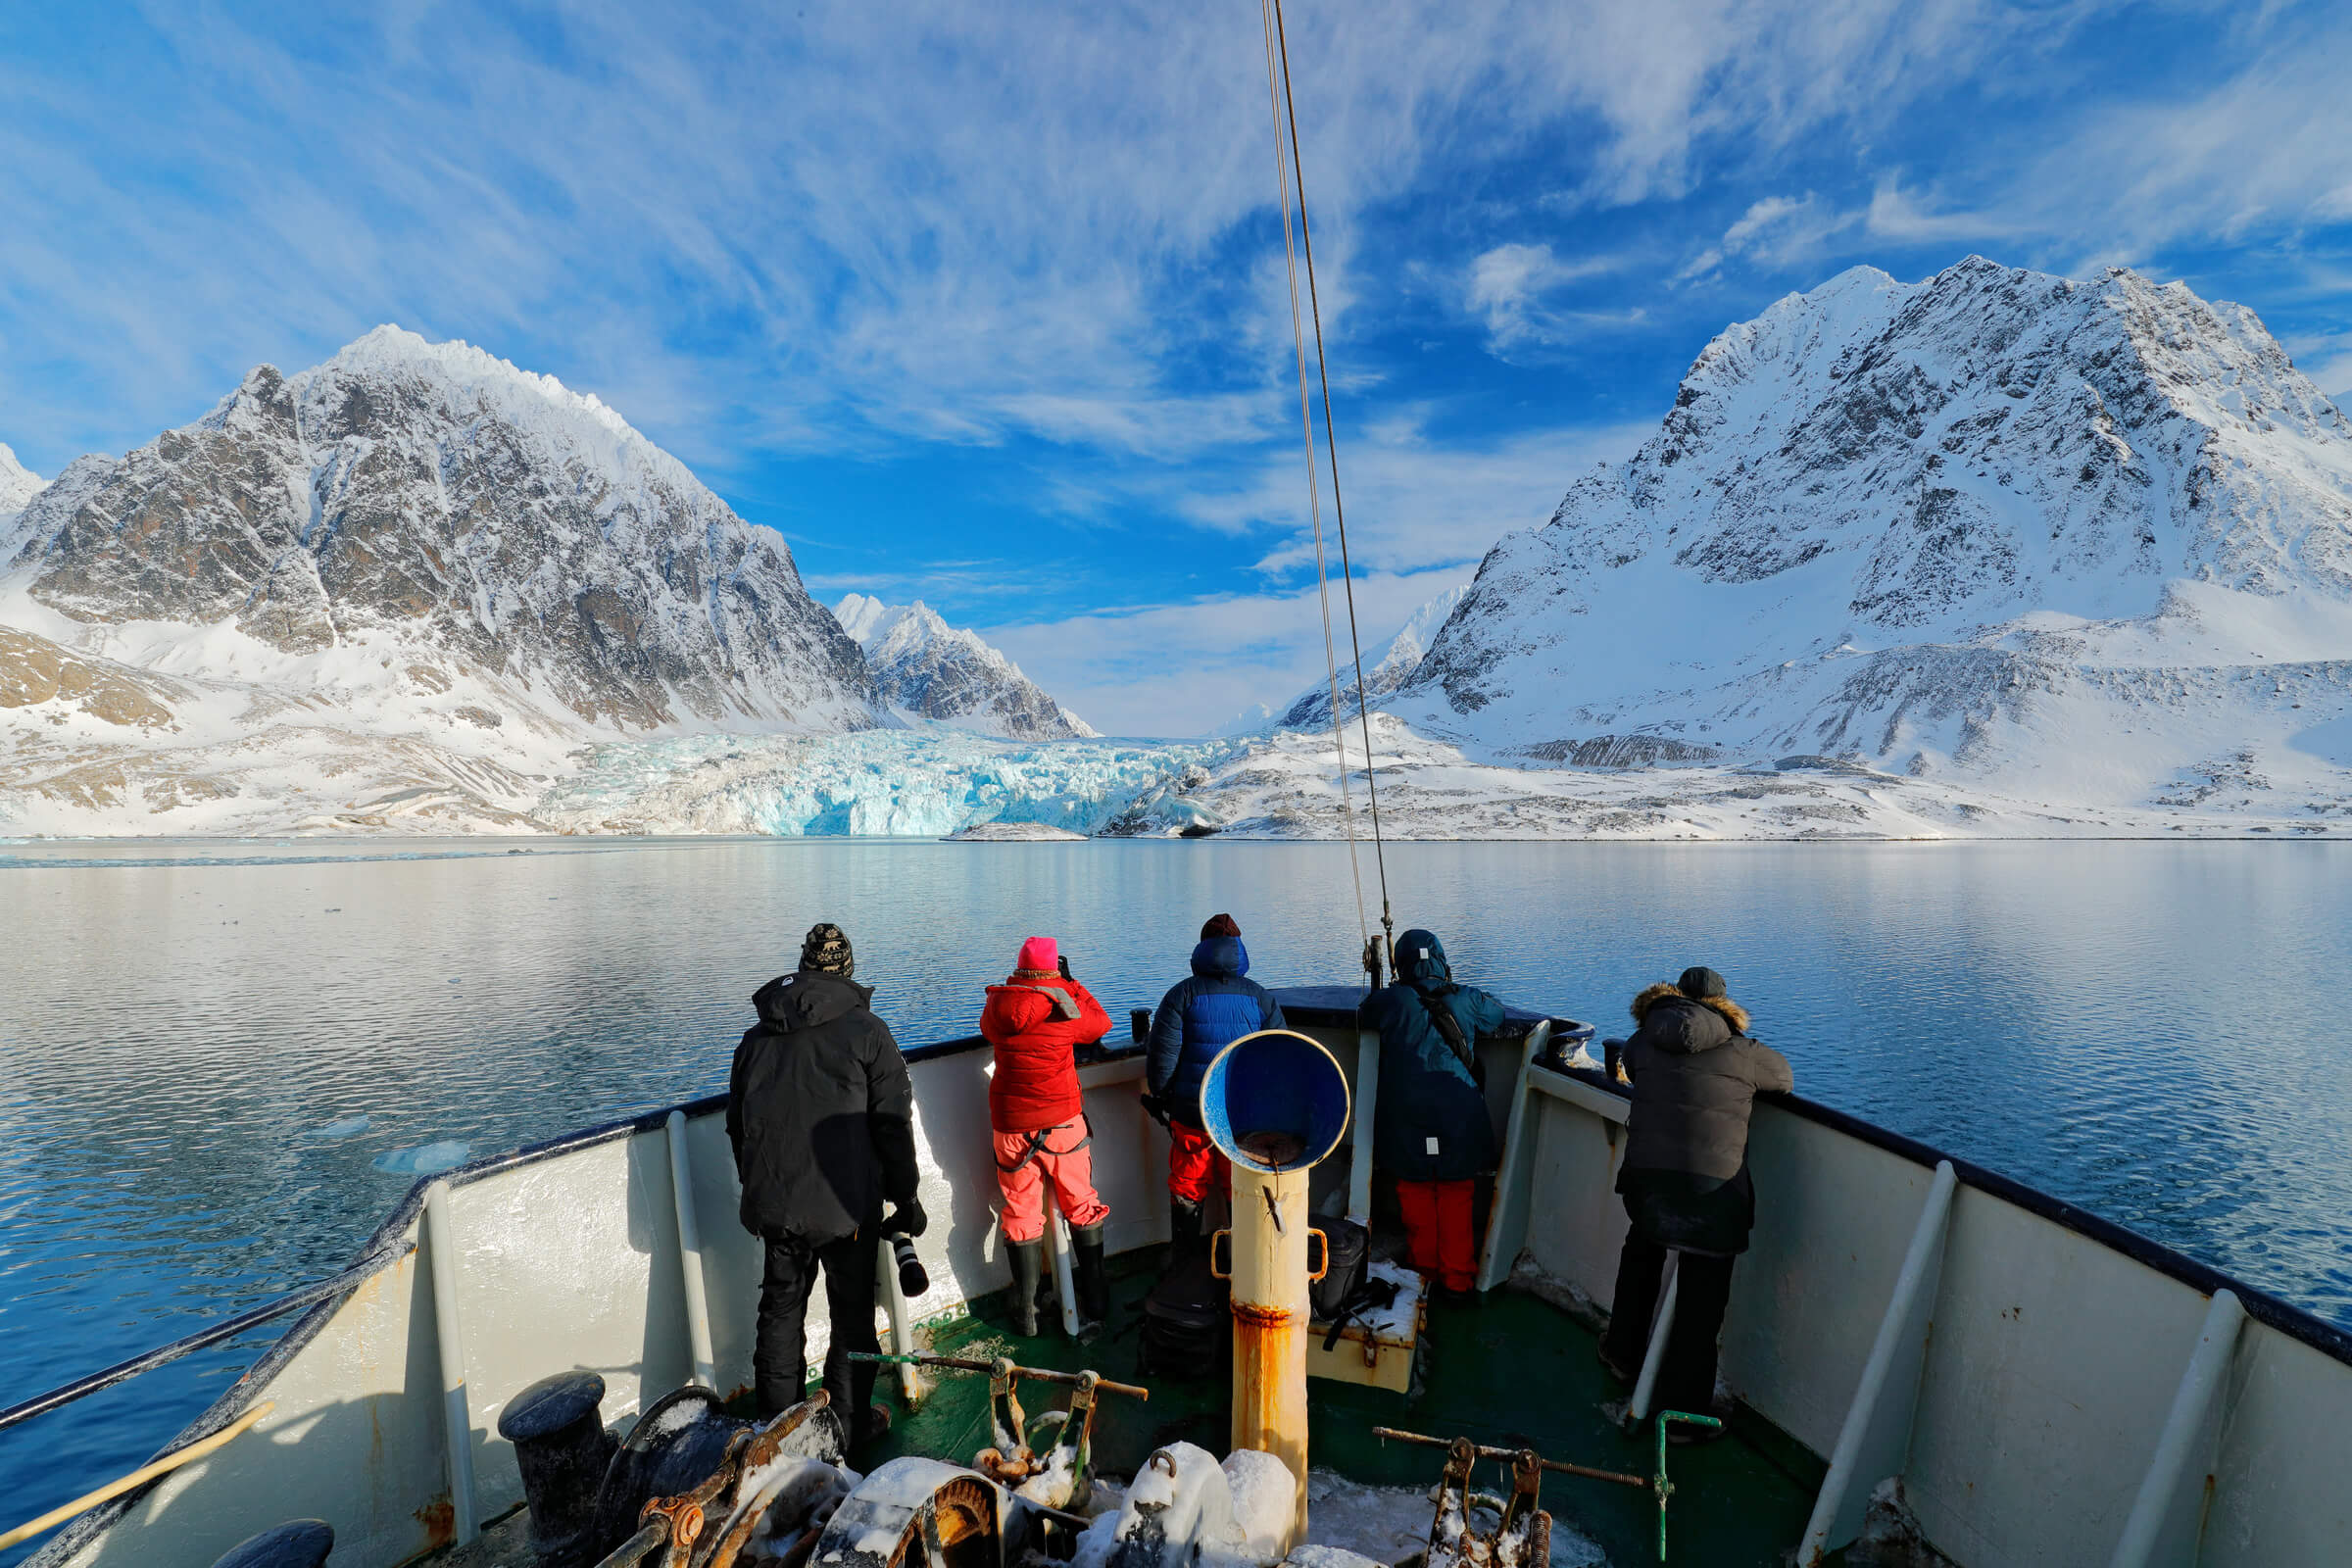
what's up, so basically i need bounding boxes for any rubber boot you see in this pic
[1169,1198,1202,1267]
[1072,1222,1111,1325]
[1005,1239,1045,1337]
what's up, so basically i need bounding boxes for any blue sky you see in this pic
[3,1,2349,735]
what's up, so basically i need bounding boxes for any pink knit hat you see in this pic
[1016,936,1059,974]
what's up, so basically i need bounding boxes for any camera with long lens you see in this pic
[889,1233,928,1298]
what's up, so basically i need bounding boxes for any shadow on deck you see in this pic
[862,1250,1826,1568]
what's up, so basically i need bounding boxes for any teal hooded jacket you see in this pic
[1359,929,1507,1184]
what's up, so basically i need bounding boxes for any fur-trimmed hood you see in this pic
[1630,982,1750,1041]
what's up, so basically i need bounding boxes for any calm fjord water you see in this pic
[3,838,2349,1539]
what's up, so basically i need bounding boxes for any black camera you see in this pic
[889,1233,928,1298]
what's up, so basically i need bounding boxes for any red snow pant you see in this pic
[1166,1120,1231,1203]
[1396,1178,1478,1294]
[995,1115,1110,1245]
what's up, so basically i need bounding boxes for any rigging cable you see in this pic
[1269,0,1397,968]
[1257,0,1371,959]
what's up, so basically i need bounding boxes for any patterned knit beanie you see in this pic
[800,922,855,979]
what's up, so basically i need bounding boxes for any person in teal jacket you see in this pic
[1359,928,1506,1298]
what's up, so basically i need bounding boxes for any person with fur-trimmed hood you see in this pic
[1597,966,1793,1436]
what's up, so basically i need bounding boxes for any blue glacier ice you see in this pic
[316,1113,371,1140]
[540,728,1250,837]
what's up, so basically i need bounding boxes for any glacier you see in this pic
[539,727,1247,838]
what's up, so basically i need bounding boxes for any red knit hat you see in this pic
[1016,936,1059,974]
[1200,913,1241,941]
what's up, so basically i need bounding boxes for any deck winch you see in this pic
[1372,1421,1724,1566]
[849,1350,1150,1517]
[1200,1028,1352,1552]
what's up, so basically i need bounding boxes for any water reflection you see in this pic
[2,837,2346,1545]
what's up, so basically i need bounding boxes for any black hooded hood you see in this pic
[1395,928,1453,991]
[755,968,875,1033]
[728,968,915,1244]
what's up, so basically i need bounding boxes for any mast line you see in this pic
[1272,0,1396,964]
[1259,0,1371,956]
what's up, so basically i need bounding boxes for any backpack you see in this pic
[1141,1250,1229,1379]
[1308,1218,1371,1322]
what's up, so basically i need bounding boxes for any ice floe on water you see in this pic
[942,821,1090,842]
[372,1139,469,1175]
[315,1113,371,1140]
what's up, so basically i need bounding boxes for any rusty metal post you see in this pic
[1229,1160,1314,1548]
[1200,1029,1353,1555]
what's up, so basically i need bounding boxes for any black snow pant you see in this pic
[1599,1228,1737,1420]
[756,1227,881,1421]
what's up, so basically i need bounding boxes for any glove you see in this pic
[1140,1091,1172,1129]
[1057,954,1073,981]
[884,1198,928,1239]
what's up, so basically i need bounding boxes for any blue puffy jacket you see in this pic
[1360,928,1506,1184]
[1148,937,1286,1128]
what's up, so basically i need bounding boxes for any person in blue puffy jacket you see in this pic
[1146,913,1286,1258]
[1360,927,1506,1299]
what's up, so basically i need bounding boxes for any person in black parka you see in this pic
[1598,965,1793,1434]
[1359,928,1506,1298]
[727,923,923,1438]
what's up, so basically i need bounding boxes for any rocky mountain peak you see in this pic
[0,442,40,516]
[1279,583,1469,730]
[4,327,878,733]
[833,593,1095,740]
[1395,256,2352,788]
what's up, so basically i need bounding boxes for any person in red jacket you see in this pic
[980,936,1113,1334]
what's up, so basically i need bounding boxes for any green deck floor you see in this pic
[858,1250,1826,1568]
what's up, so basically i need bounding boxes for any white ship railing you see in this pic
[1505,1056,2352,1567]
[15,994,2350,1568]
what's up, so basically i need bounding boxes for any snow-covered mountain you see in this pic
[0,442,41,517]
[1278,584,1469,731]
[0,328,882,831]
[7,327,876,731]
[835,593,1096,739]
[1383,257,2352,821]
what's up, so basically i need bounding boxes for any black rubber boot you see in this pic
[1169,1198,1203,1266]
[1005,1239,1046,1337]
[1072,1222,1111,1325]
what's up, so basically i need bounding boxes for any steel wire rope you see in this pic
[1271,0,1396,965]
[1259,0,1371,956]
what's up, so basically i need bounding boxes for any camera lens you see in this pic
[892,1234,929,1298]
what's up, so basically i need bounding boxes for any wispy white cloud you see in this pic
[0,0,2163,468]
[1176,414,1649,576]
[981,566,1477,737]
[1465,243,1630,351]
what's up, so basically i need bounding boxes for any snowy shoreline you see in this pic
[3,710,2341,842]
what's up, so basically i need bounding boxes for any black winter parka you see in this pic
[1616,985,1793,1255]
[727,969,920,1244]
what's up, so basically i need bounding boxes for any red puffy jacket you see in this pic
[981,973,1112,1132]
